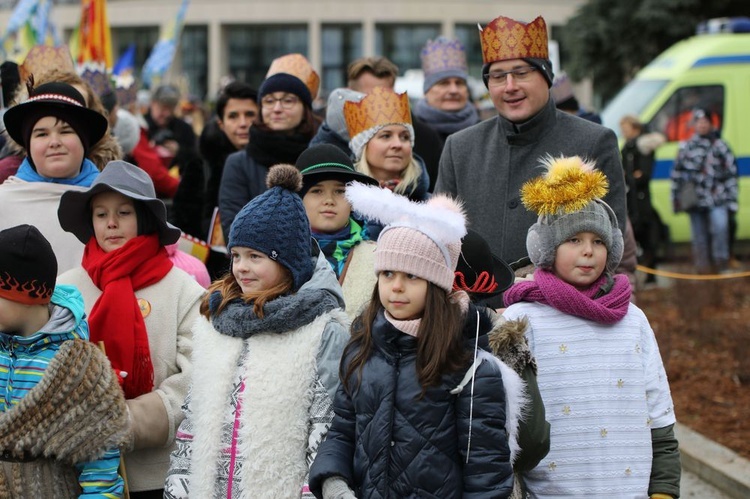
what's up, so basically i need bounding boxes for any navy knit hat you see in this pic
[228,164,313,291]
[258,73,312,109]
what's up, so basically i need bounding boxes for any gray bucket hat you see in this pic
[58,160,182,246]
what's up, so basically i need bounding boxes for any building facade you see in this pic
[0,0,585,101]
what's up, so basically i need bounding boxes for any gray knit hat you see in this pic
[228,164,313,291]
[527,199,623,274]
[521,156,623,274]
[326,88,365,141]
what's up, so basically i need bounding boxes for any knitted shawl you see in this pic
[0,340,131,497]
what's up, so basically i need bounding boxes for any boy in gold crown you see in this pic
[435,14,627,269]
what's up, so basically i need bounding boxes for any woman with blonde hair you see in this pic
[344,87,429,202]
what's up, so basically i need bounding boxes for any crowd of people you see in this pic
[1,10,701,499]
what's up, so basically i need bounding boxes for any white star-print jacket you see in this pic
[503,301,677,497]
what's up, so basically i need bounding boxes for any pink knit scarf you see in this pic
[503,269,631,324]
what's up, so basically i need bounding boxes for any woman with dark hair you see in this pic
[218,54,321,238]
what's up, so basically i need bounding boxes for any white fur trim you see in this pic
[348,123,415,161]
[187,313,330,498]
[188,316,245,498]
[345,182,466,249]
[476,350,529,464]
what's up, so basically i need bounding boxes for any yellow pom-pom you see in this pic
[521,155,609,216]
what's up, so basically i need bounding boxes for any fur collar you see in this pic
[188,312,336,497]
[487,315,536,375]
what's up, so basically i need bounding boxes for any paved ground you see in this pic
[681,469,733,498]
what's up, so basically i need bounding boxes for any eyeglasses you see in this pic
[483,66,538,86]
[261,95,300,109]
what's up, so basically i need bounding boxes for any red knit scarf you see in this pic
[503,269,632,324]
[83,234,173,399]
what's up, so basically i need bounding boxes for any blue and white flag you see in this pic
[142,0,190,86]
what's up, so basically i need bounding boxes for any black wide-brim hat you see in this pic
[3,81,108,150]
[454,229,515,298]
[297,143,379,195]
[58,160,182,246]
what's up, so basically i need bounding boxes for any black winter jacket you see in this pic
[310,306,515,498]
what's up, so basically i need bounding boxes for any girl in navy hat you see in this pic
[165,164,348,498]
[57,160,205,498]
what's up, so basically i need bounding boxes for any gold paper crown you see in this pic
[266,53,320,100]
[20,45,75,85]
[521,156,609,216]
[479,15,548,65]
[114,74,138,108]
[344,86,412,139]
[78,62,113,99]
[421,37,468,76]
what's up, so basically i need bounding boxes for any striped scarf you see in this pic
[312,219,364,278]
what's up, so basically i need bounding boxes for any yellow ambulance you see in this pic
[601,19,750,242]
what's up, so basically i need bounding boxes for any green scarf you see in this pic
[312,219,365,278]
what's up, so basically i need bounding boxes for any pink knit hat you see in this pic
[345,183,466,292]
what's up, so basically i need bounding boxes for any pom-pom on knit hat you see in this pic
[521,155,624,274]
[0,224,57,306]
[228,164,313,291]
[345,182,466,292]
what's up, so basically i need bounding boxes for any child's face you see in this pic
[553,231,608,289]
[231,246,287,294]
[0,296,36,337]
[29,116,85,179]
[378,270,428,320]
[92,191,139,253]
[302,180,352,234]
[365,125,412,181]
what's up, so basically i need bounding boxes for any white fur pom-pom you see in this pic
[346,182,467,246]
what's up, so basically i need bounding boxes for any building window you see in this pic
[181,25,208,99]
[375,24,440,74]
[455,24,485,78]
[321,24,362,95]
[227,25,308,90]
[112,26,160,80]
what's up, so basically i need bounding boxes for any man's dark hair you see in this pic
[216,81,258,121]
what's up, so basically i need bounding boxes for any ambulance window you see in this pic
[601,79,667,135]
[648,85,724,142]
